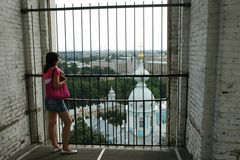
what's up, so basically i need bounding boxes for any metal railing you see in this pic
[22,1,190,148]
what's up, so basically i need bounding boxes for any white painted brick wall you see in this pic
[177,0,190,146]
[167,0,190,147]
[212,0,240,159]
[0,0,30,160]
[168,0,178,145]
[21,0,48,144]
[0,0,48,159]
[187,0,240,160]
[186,0,210,159]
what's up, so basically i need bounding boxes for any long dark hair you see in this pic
[43,52,59,73]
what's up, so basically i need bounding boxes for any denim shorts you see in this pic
[45,98,68,112]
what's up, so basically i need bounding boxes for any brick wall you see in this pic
[186,0,216,159]
[212,0,240,159]
[186,0,240,160]
[22,0,49,144]
[168,0,179,146]
[168,0,190,147]
[0,0,30,159]
[0,0,48,159]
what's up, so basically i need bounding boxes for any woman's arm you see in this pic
[52,74,66,88]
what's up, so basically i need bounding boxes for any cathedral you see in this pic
[125,52,166,145]
[85,52,167,145]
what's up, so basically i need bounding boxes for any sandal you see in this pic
[52,147,62,152]
[61,149,78,154]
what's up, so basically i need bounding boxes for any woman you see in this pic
[43,52,77,154]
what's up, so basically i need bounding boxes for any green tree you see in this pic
[63,64,166,108]
[69,117,106,144]
[68,63,80,74]
[146,77,167,99]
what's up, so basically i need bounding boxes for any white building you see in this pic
[126,68,159,137]
[125,53,166,145]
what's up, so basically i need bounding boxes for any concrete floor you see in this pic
[8,145,192,160]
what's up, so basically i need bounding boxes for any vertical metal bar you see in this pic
[132,101,135,145]
[125,2,128,76]
[177,2,181,147]
[38,4,47,145]
[133,1,136,147]
[72,3,78,146]
[89,3,93,146]
[31,5,39,143]
[97,101,100,144]
[160,2,163,82]
[167,0,171,147]
[89,6,93,76]
[120,102,122,145]
[181,2,188,147]
[97,2,101,145]
[142,1,146,147]
[136,101,138,145]
[98,3,102,73]
[125,99,130,145]
[116,2,119,75]
[106,2,110,147]
[55,4,59,54]
[64,4,68,74]
[151,1,154,147]
[184,76,189,146]
[160,0,163,147]
[104,101,107,145]
[143,102,145,147]
[26,79,32,143]
[89,81,93,145]
[80,3,86,146]
[107,3,110,76]
[55,4,62,143]
[151,1,154,76]
[124,2,127,147]
[72,4,76,74]
[133,2,136,73]
[159,99,162,146]
[112,96,114,145]
[115,2,118,147]
[63,4,68,145]
[106,94,109,146]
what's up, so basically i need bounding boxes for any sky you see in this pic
[54,0,167,51]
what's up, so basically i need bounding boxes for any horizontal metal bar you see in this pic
[65,98,168,102]
[21,3,191,14]
[25,73,189,78]
[64,142,170,147]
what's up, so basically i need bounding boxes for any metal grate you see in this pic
[22,1,189,148]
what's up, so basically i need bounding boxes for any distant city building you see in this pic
[61,50,167,75]
[67,61,90,69]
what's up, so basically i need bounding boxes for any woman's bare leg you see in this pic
[58,111,72,151]
[48,112,60,148]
